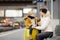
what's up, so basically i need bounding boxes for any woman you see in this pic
[32,8,53,40]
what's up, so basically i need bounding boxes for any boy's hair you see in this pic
[40,8,47,14]
[28,11,34,16]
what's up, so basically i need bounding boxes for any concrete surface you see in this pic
[0,28,25,40]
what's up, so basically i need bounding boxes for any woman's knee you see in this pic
[36,35,40,40]
[36,34,42,39]
[36,33,44,40]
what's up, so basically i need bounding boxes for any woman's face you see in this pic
[40,11,43,17]
[40,11,45,17]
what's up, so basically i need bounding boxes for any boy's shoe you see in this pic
[29,35,33,40]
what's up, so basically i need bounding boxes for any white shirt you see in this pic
[35,16,53,32]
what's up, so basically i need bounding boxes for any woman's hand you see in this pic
[32,26,36,28]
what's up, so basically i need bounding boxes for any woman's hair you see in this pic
[40,8,47,14]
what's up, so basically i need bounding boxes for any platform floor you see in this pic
[0,28,24,40]
[0,28,60,40]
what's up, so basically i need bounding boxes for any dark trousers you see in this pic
[36,32,53,40]
[29,27,33,35]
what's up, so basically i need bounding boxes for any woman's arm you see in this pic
[34,17,50,30]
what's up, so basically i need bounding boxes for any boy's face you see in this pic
[30,13,35,17]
